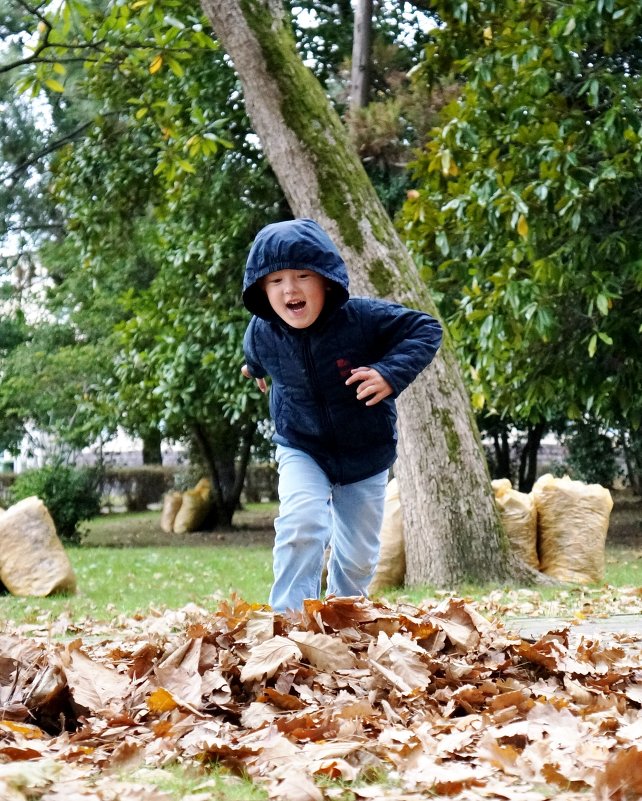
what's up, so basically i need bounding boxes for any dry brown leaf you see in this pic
[146,687,178,713]
[0,720,46,739]
[289,630,356,671]
[368,631,432,694]
[62,647,130,712]
[268,773,324,801]
[1,596,642,801]
[302,597,382,631]
[240,636,302,683]
[259,687,307,711]
[594,746,642,800]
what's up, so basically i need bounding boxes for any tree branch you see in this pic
[4,117,111,183]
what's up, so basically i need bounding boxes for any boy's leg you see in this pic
[326,469,389,599]
[269,445,333,613]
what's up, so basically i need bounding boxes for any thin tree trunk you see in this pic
[141,427,162,465]
[493,428,512,480]
[518,423,545,493]
[202,0,545,586]
[350,0,373,110]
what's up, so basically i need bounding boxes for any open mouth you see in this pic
[286,301,306,311]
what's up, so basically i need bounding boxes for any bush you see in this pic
[100,466,176,512]
[0,472,16,507]
[10,465,102,544]
[562,422,619,488]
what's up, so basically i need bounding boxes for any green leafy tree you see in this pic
[3,0,447,521]
[400,0,642,489]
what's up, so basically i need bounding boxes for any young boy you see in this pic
[241,218,442,612]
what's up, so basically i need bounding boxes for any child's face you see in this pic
[262,269,327,329]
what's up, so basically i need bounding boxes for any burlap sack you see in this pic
[173,478,212,534]
[160,491,183,534]
[492,479,539,570]
[369,478,405,593]
[533,473,613,584]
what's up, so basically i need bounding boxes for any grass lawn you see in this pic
[1,495,641,630]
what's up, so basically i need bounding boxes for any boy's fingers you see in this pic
[356,383,376,399]
[257,377,268,393]
[345,367,371,386]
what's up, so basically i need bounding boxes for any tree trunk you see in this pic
[202,0,541,586]
[141,427,162,465]
[518,423,545,493]
[350,0,373,110]
[191,420,258,527]
[492,428,512,481]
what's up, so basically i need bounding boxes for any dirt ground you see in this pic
[84,488,642,549]
[84,504,277,547]
[607,487,642,544]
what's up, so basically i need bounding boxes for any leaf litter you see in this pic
[1,595,642,801]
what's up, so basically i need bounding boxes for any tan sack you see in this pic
[369,478,404,593]
[492,479,539,570]
[173,479,212,534]
[160,491,183,534]
[0,496,77,596]
[533,473,613,584]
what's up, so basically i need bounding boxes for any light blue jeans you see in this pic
[269,445,389,612]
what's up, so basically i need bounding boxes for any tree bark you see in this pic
[141,427,162,465]
[518,423,545,493]
[190,420,256,527]
[350,0,373,110]
[201,0,538,586]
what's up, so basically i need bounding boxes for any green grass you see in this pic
[0,543,273,627]
[127,765,267,800]
[381,543,642,620]
[1,505,641,630]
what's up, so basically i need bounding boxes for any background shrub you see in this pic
[562,422,620,488]
[100,466,176,512]
[10,465,102,544]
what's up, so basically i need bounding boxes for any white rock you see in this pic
[0,496,77,596]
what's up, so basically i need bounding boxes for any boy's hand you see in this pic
[241,364,268,394]
[345,367,393,406]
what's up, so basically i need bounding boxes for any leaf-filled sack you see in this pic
[533,473,613,584]
[492,479,539,571]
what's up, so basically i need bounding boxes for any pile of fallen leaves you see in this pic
[1,596,642,801]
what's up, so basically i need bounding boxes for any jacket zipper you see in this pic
[301,334,339,461]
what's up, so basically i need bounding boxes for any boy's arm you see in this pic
[242,318,269,383]
[365,299,443,397]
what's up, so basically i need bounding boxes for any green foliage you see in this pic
[10,464,102,544]
[561,421,620,487]
[401,0,642,435]
[0,323,114,451]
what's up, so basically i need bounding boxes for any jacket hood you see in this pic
[243,218,350,320]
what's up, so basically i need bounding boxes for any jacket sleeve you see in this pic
[243,317,268,379]
[365,299,442,397]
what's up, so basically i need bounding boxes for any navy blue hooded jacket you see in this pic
[242,218,443,484]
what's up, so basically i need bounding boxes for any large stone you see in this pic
[0,496,77,596]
